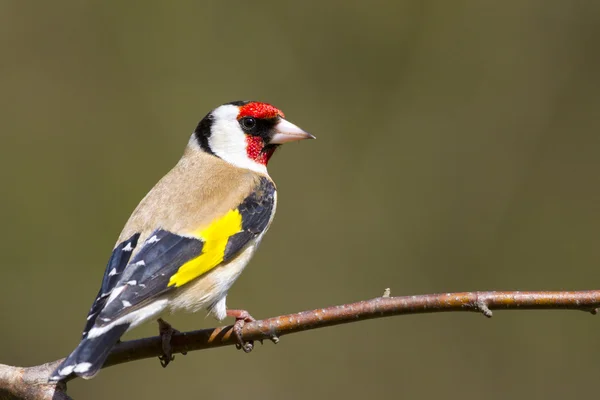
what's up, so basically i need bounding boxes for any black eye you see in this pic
[241,117,256,130]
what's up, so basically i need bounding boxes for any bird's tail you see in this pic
[49,323,130,382]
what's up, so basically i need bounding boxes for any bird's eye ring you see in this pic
[241,117,256,130]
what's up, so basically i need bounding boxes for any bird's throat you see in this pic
[245,135,276,166]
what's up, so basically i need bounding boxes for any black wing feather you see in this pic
[81,233,140,338]
[97,232,204,320]
[224,177,275,261]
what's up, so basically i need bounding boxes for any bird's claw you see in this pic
[158,354,174,368]
[226,309,257,353]
[157,318,183,368]
[235,340,254,353]
[258,334,280,345]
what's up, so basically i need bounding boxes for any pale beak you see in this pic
[270,119,316,144]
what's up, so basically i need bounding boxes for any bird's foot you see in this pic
[226,309,280,352]
[157,318,186,368]
[226,309,257,353]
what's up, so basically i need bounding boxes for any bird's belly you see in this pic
[168,236,261,316]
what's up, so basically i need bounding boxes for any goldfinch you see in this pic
[49,101,314,381]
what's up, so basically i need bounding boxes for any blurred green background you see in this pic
[1,1,600,399]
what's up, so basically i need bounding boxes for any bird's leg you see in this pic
[157,318,186,368]
[226,309,279,353]
[226,309,257,353]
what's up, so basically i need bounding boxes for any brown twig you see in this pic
[1,290,599,399]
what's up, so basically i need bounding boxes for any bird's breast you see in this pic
[167,232,265,314]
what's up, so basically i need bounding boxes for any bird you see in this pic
[49,100,314,381]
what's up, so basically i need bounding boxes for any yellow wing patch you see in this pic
[168,209,243,287]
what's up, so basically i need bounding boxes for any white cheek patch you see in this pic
[208,105,268,175]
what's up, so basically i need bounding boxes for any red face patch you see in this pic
[245,135,276,165]
[237,102,285,120]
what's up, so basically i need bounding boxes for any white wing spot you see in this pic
[122,300,132,307]
[73,362,92,373]
[132,260,145,267]
[108,268,117,276]
[105,285,125,306]
[146,235,160,244]
[86,313,97,321]
[122,242,133,252]
[100,318,111,322]
[126,280,137,286]
[58,365,74,376]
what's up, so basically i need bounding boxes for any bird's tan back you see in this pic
[117,148,266,248]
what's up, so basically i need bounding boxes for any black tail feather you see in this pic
[49,323,129,382]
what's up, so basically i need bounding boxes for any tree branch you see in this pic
[2,290,599,399]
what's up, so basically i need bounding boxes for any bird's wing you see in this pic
[86,176,276,331]
[81,233,140,338]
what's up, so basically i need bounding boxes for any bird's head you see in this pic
[192,101,314,173]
